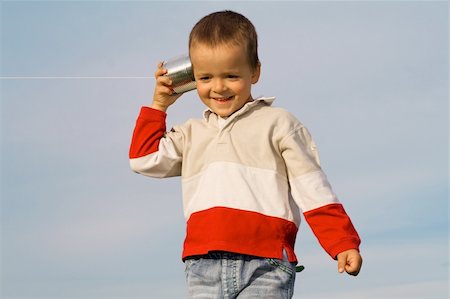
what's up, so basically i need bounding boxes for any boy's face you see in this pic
[190,42,260,118]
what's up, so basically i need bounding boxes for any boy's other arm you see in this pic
[281,125,362,273]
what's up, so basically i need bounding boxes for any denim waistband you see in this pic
[185,251,261,261]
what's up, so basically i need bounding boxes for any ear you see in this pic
[251,63,261,84]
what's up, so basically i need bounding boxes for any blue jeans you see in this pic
[184,251,296,298]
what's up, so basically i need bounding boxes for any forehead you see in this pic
[190,43,250,70]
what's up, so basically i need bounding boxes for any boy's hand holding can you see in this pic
[151,62,183,112]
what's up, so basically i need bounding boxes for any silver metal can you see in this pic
[163,55,196,94]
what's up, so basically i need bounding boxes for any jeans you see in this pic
[184,251,296,299]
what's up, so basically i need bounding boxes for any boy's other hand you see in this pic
[151,62,183,112]
[337,249,362,276]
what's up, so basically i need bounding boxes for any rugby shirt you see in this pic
[129,97,361,262]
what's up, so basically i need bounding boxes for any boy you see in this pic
[130,10,362,298]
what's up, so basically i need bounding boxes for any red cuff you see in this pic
[138,106,167,120]
[304,203,361,259]
[129,107,167,158]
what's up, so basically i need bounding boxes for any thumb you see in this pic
[337,253,347,273]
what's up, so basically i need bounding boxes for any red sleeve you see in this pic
[303,203,361,259]
[129,107,167,159]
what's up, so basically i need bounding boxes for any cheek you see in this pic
[233,81,251,94]
[196,83,208,95]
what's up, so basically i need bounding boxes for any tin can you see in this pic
[163,55,196,94]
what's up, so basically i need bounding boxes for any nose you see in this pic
[212,78,227,93]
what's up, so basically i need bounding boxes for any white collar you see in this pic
[203,96,276,120]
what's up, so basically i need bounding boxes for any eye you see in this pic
[198,76,210,81]
[227,75,239,79]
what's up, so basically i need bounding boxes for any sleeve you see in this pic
[129,107,183,178]
[281,125,361,259]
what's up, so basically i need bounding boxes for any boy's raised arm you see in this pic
[128,63,184,178]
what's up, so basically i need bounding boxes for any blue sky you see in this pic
[1,1,448,298]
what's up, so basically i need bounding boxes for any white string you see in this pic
[0,76,155,80]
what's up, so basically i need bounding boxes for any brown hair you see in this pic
[189,10,260,70]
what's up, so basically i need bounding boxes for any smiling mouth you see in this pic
[213,96,233,102]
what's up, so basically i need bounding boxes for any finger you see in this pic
[346,265,360,276]
[156,75,172,87]
[345,257,362,276]
[154,68,167,78]
[154,62,167,77]
[337,254,347,274]
[155,85,174,96]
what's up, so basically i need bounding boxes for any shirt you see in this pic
[129,97,361,262]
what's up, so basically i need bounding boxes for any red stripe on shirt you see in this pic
[183,206,299,262]
[129,107,167,158]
